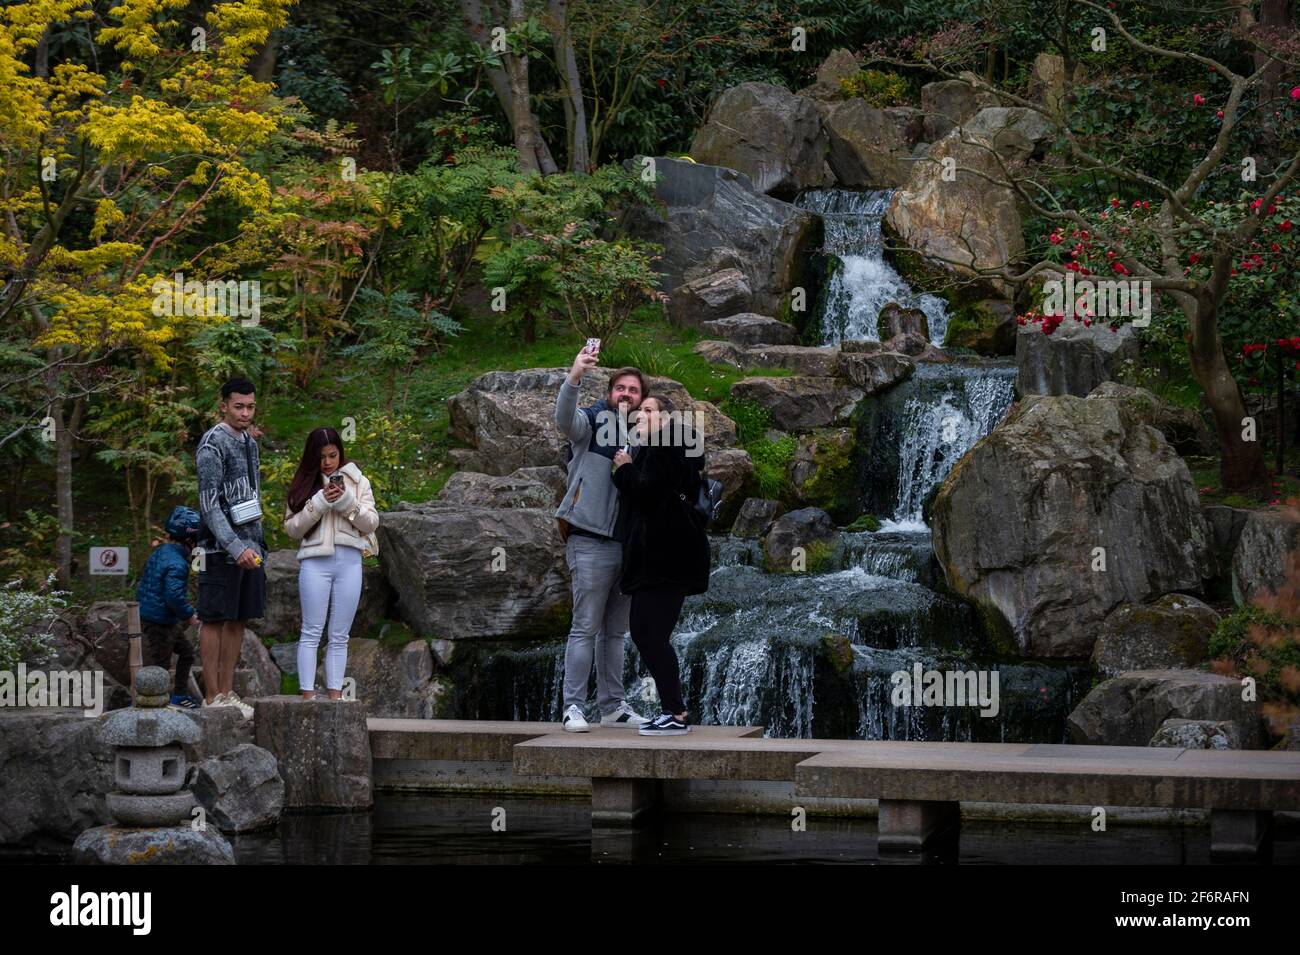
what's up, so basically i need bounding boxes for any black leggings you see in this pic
[629,585,689,717]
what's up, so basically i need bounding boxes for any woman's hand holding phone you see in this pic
[324,480,344,503]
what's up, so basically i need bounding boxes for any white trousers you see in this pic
[297,546,363,691]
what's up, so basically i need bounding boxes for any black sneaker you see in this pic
[638,713,690,736]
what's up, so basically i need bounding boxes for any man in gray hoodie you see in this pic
[554,345,651,732]
[194,377,266,715]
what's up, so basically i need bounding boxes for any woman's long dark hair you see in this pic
[286,427,348,514]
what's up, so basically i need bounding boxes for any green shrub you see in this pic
[839,69,909,107]
[748,434,796,499]
[719,397,771,444]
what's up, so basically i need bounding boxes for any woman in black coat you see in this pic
[612,395,711,736]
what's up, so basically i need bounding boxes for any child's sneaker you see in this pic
[169,693,201,709]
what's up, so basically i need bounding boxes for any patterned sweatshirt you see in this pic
[196,422,264,561]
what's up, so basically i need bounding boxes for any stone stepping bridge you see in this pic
[366,719,1300,857]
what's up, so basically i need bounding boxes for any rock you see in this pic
[731,498,782,538]
[378,504,570,640]
[1203,505,1250,580]
[436,469,558,509]
[1149,718,1242,750]
[837,351,915,394]
[764,507,842,573]
[71,824,235,864]
[877,302,930,340]
[920,78,997,142]
[885,129,1024,298]
[1028,52,1084,118]
[240,629,280,698]
[824,101,923,188]
[1087,382,1215,456]
[932,389,1213,657]
[253,696,372,809]
[1067,670,1259,747]
[268,641,298,675]
[730,376,864,431]
[343,638,446,718]
[701,313,799,346]
[943,299,1017,355]
[0,710,113,848]
[190,743,284,833]
[704,448,755,511]
[1232,510,1300,605]
[176,706,254,764]
[624,158,818,324]
[250,549,391,641]
[671,267,752,325]
[962,107,1056,163]
[788,428,857,520]
[693,339,747,367]
[511,465,569,502]
[797,48,860,102]
[881,331,950,362]
[689,82,829,197]
[1091,594,1221,677]
[448,366,733,476]
[694,400,738,449]
[1015,321,1139,397]
[840,339,885,355]
[743,345,841,377]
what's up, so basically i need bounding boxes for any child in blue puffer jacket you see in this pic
[136,506,203,708]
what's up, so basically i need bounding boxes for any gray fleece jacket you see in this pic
[554,380,624,539]
[196,422,265,561]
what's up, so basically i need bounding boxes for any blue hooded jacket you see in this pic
[136,542,196,626]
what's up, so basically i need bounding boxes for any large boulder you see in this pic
[253,696,372,809]
[1087,382,1215,456]
[1016,320,1140,397]
[701,313,799,346]
[764,507,842,573]
[824,102,923,188]
[788,428,857,520]
[1027,52,1085,118]
[251,550,391,642]
[704,448,755,511]
[689,82,829,197]
[436,469,560,509]
[1232,509,1300,605]
[1067,670,1260,747]
[877,302,930,340]
[343,638,447,718]
[885,129,1024,298]
[71,824,234,864]
[379,503,570,640]
[932,388,1213,657]
[837,351,915,394]
[796,48,861,103]
[962,107,1056,164]
[0,710,112,849]
[448,367,735,476]
[695,340,840,377]
[731,498,782,538]
[240,628,281,698]
[625,158,819,325]
[1091,594,1221,677]
[671,267,752,325]
[730,376,864,431]
[190,743,285,833]
[1203,504,1250,581]
[920,78,997,142]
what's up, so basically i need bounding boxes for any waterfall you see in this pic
[795,189,950,345]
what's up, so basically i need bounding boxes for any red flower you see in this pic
[1216,110,1224,119]
[1280,220,1294,232]
[1193,93,1206,106]
[1292,87,1300,100]
[1049,233,1062,245]
[1189,252,1201,265]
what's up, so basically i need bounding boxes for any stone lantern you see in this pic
[72,665,235,864]
[101,666,201,826]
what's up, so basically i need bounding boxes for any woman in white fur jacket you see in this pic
[282,427,380,700]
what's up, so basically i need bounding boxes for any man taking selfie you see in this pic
[194,377,266,719]
[554,342,651,731]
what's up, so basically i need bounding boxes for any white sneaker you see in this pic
[601,702,651,727]
[224,691,255,721]
[562,704,590,733]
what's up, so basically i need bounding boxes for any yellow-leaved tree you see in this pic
[0,0,297,584]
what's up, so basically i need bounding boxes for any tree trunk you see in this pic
[1254,0,1294,103]
[45,375,73,588]
[250,33,277,83]
[505,0,541,174]
[550,0,589,173]
[1187,299,1269,489]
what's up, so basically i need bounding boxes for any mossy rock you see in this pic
[819,632,856,676]
[789,427,858,522]
[944,299,1016,355]
[845,513,881,532]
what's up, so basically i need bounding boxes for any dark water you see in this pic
[223,794,1300,865]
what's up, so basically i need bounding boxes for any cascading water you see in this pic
[452,188,1088,742]
[795,189,950,344]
